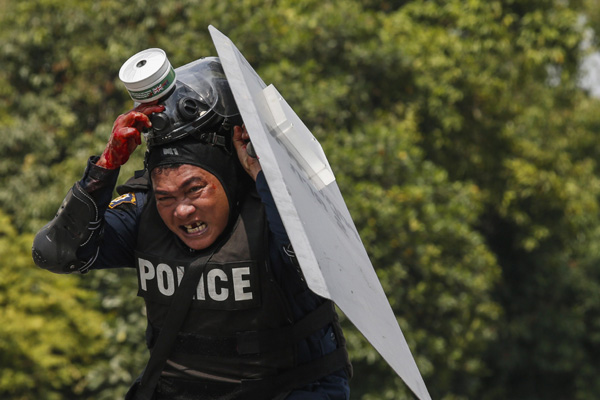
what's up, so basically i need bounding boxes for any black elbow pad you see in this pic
[32,182,101,274]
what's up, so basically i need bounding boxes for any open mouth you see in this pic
[182,222,207,234]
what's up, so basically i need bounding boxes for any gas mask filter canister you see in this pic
[119,48,177,104]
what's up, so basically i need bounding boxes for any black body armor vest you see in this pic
[134,188,351,398]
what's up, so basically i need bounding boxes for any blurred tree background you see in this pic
[2,0,600,399]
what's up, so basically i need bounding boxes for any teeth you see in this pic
[183,222,206,234]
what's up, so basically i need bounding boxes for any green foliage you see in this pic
[78,269,148,400]
[327,109,500,399]
[0,211,106,399]
[2,0,600,399]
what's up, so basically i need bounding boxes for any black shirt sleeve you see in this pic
[76,157,144,270]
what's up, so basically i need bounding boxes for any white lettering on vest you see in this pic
[138,258,155,291]
[207,269,228,301]
[156,263,175,296]
[137,258,256,306]
[232,267,253,301]
[176,266,184,285]
[196,274,205,300]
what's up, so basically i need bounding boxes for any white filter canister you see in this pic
[119,48,176,103]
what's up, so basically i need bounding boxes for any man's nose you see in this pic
[175,202,195,219]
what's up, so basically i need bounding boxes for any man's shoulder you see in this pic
[109,169,151,211]
[116,169,151,195]
[109,192,138,209]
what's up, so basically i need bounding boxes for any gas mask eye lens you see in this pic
[177,97,203,121]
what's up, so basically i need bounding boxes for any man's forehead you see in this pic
[151,164,216,188]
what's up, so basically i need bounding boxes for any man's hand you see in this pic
[233,125,262,181]
[97,103,165,169]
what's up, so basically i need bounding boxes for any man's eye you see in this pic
[189,186,204,194]
[157,196,175,204]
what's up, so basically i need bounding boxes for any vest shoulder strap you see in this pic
[117,169,150,195]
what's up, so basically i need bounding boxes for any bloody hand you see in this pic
[97,103,165,169]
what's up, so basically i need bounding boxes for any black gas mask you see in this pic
[142,57,242,152]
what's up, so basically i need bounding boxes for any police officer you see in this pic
[32,56,351,400]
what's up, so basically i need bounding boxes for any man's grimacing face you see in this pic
[152,164,230,250]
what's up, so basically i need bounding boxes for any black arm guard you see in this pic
[32,182,102,274]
